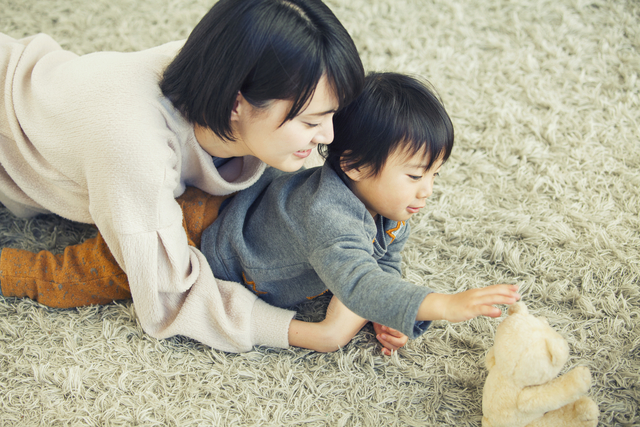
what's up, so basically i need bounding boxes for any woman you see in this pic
[0,0,364,352]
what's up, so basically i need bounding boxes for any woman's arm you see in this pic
[288,295,368,353]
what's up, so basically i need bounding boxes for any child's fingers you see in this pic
[471,285,520,318]
[482,295,520,306]
[477,285,520,305]
[376,335,399,355]
[379,325,404,338]
[377,329,409,354]
[378,333,407,348]
[484,284,520,297]
[479,305,504,318]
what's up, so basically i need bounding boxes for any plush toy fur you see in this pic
[482,302,599,427]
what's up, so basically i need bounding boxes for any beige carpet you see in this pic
[1,0,638,425]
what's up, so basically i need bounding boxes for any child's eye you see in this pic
[434,172,440,177]
[304,122,320,128]
[409,175,422,181]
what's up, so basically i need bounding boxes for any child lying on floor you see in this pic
[0,72,519,354]
[198,72,520,352]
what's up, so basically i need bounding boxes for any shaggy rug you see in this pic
[1,0,638,425]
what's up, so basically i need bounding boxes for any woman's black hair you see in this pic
[161,0,364,141]
[320,72,454,179]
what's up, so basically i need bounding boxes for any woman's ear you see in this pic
[230,91,245,122]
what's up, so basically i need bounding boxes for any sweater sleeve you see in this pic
[87,147,295,353]
[115,225,295,352]
[99,140,298,352]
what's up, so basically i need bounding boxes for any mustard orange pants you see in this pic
[0,187,228,308]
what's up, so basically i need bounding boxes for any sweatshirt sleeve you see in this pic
[308,233,432,339]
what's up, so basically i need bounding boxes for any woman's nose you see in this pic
[312,117,334,146]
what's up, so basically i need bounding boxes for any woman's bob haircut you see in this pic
[161,0,364,141]
[321,72,454,179]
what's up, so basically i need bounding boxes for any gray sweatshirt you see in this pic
[201,164,433,339]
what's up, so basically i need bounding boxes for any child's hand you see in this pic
[373,323,408,356]
[419,284,520,323]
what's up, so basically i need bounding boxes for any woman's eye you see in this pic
[409,175,422,181]
[434,172,440,177]
[305,122,320,128]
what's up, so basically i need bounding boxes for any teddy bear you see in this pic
[481,302,599,427]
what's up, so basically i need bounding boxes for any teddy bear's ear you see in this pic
[508,301,528,316]
[485,347,496,370]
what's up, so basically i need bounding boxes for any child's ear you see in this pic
[342,164,367,182]
[340,156,367,182]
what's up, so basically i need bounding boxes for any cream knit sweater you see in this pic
[0,32,295,352]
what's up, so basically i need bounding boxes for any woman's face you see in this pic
[235,75,339,172]
[197,75,339,172]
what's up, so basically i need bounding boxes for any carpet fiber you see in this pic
[1,0,638,425]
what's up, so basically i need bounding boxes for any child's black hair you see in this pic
[320,72,454,178]
[161,0,364,141]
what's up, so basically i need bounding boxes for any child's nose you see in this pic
[418,182,433,199]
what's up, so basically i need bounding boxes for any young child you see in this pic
[1,72,519,354]
[199,72,520,352]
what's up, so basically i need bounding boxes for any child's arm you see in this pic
[417,284,520,322]
[368,284,518,355]
[288,284,519,353]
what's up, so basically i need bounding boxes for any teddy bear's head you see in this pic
[486,302,569,388]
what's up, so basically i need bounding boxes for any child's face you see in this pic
[345,147,443,222]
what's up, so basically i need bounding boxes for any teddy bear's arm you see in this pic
[517,367,592,414]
